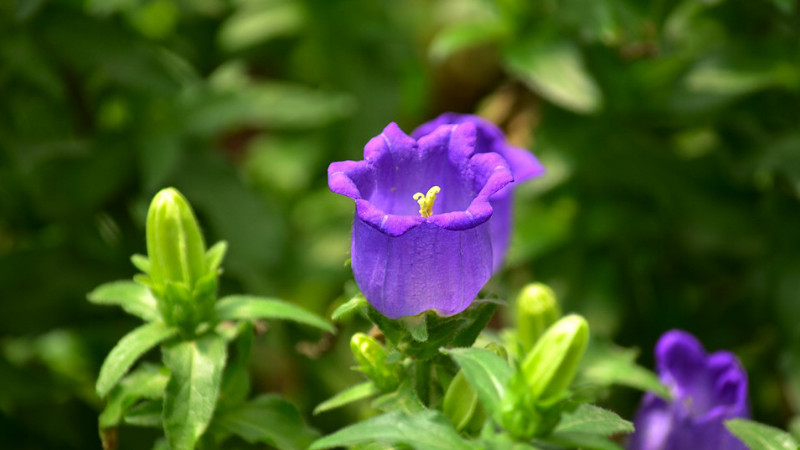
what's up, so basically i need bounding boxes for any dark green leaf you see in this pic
[88,280,160,321]
[442,347,512,415]
[213,394,319,450]
[96,321,178,397]
[726,418,799,450]
[310,410,474,450]
[555,404,634,436]
[215,295,334,333]
[162,332,227,450]
[217,321,253,411]
[314,381,380,415]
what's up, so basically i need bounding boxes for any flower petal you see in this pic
[350,219,493,319]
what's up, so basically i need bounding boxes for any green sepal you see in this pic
[331,295,368,322]
[131,254,152,275]
[204,241,228,274]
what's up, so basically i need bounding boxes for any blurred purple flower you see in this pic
[412,113,544,271]
[328,122,513,319]
[628,330,749,450]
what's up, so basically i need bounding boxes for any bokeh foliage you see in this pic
[0,0,799,447]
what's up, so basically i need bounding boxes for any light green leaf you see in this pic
[217,1,305,52]
[215,295,334,333]
[429,20,509,62]
[96,321,178,397]
[546,431,623,450]
[505,36,602,114]
[99,363,169,429]
[371,378,425,414]
[162,332,227,450]
[441,347,513,415]
[555,404,634,436]
[213,394,319,450]
[310,410,474,450]
[314,381,380,415]
[88,280,160,321]
[726,418,800,450]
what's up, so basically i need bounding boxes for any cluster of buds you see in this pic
[499,284,589,439]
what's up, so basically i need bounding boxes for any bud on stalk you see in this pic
[521,314,589,404]
[516,283,561,353]
[145,187,217,331]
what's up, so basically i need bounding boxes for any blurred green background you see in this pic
[1,0,799,447]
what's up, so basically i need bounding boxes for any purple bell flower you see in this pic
[628,330,750,450]
[411,113,544,271]
[328,122,513,319]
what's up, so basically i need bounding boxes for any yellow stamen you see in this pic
[413,186,441,218]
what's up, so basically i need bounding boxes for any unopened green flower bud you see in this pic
[145,188,217,330]
[350,333,399,390]
[516,283,561,353]
[521,314,589,404]
[443,370,486,434]
[146,187,207,289]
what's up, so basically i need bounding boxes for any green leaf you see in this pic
[215,295,334,333]
[213,394,319,450]
[555,404,634,436]
[217,322,253,411]
[88,280,160,321]
[310,410,474,450]
[429,20,509,62]
[96,321,178,397]
[314,381,380,415]
[99,363,169,429]
[546,431,623,450]
[442,347,513,415]
[505,35,602,114]
[217,1,305,52]
[578,340,671,400]
[162,332,227,450]
[726,418,800,450]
